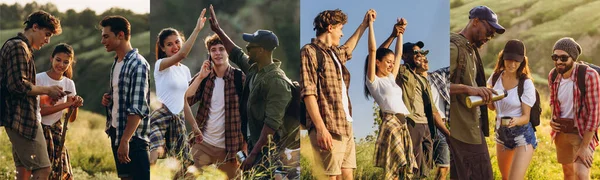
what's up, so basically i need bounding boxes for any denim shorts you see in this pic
[495,123,537,150]
[433,128,450,167]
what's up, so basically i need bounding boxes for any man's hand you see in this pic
[208,4,220,32]
[467,86,497,104]
[117,141,131,164]
[316,128,333,151]
[46,85,66,100]
[193,128,203,144]
[101,93,111,107]
[362,9,376,26]
[575,147,593,168]
[240,153,257,171]
[550,117,561,132]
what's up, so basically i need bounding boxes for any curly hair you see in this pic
[204,33,223,51]
[24,10,62,35]
[313,9,348,36]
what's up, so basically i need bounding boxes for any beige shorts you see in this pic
[309,127,356,176]
[5,126,51,170]
[555,132,588,164]
[191,141,239,179]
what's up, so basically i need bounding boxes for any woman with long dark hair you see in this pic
[363,15,416,180]
[148,9,206,169]
[487,39,537,180]
[37,43,83,180]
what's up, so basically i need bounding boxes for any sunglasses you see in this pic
[246,45,261,52]
[413,49,429,55]
[482,21,495,38]
[551,54,570,62]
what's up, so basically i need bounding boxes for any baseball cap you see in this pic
[469,6,505,34]
[242,29,279,51]
[403,41,425,54]
[502,39,525,62]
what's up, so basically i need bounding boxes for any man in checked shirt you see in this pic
[548,37,600,179]
[100,16,152,180]
[300,9,374,180]
[0,10,67,180]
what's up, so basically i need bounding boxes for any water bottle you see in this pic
[466,90,507,108]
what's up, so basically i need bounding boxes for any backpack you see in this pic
[551,61,600,140]
[491,72,542,131]
[260,68,301,149]
[551,62,600,117]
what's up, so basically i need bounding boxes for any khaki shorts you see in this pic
[5,126,51,170]
[191,141,239,179]
[555,132,586,164]
[309,127,356,176]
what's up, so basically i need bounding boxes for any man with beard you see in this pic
[548,37,600,179]
[448,5,505,180]
[380,39,449,178]
[206,5,300,179]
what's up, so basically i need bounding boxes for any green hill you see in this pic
[451,0,600,87]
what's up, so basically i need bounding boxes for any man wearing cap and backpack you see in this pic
[379,39,449,178]
[449,5,505,180]
[207,5,300,179]
[548,37,600,179]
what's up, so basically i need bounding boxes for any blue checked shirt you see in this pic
[105,48,151,146]
[428,67,450,122]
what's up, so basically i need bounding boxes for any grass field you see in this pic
[300,90,600,179]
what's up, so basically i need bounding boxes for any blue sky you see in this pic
[300,0,450,138]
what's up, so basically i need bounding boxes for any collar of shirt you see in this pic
[207,65,234,81]
[16,32,33,51]
[113,48,139,63]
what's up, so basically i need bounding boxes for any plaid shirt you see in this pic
[105,49,151,146]
[0,33,38,140]
[428,67,450,122]
[187,66,245,156]
[549,64,600,150]
[300,38,353,136]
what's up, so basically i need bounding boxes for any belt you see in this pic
[553,118,579,134]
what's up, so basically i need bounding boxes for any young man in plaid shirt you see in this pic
[99,16,151,180]
[300,9,374,180]
[548,37,600,179]
[0,10,66,179]
[184,32,246,179]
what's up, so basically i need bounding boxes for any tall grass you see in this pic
[300,90,600,179]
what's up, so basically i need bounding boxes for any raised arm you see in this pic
[343,9,375,52]
[366,14,376,83]
[208,5,235,54]
[391,18,407,78]
[159,9,207,71]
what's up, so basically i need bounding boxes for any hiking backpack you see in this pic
[550,61,600,141]
[491,72,542,131]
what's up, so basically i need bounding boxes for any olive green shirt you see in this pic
[396,64,438,126]
[229,47,297,150]
[449,32,485,145]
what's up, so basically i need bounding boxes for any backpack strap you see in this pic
[577,64,588,116]
[491,71,502,88]
[233,69,243,97]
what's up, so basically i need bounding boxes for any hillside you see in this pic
[451,0,600,89]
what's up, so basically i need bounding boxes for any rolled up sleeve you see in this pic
[127,62,150,118]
